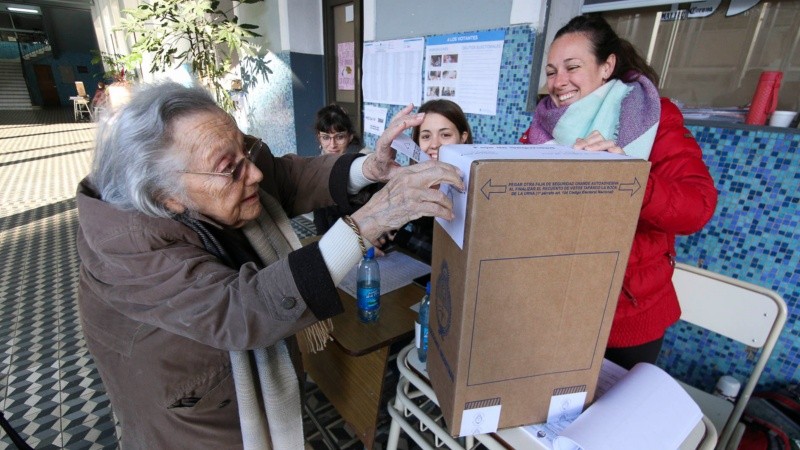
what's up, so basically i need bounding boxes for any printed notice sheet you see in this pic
[363,38,424,105]
[364,105,388,136]
[423,30,505,115]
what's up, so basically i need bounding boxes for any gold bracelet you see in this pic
[342,215,367,257]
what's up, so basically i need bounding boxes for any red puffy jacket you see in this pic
[608,98,718,347]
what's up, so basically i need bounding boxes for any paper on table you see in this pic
[339,251,431,298]
[553,363,702,450]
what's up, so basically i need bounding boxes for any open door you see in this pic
[34,64,59,106]
[322,0,362,137]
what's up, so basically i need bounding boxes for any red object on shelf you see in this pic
[745,71,783,125]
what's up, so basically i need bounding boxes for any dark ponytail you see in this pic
[554,15,659,86]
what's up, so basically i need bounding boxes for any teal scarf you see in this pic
[520,74,661,160]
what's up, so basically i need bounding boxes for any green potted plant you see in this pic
[90,50,138,109]
[91,51,136,84]
[118,0,264,112]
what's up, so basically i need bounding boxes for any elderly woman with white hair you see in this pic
[76,82,462,450]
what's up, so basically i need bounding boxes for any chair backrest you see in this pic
[672,262,787,449]
[75,81,87,97]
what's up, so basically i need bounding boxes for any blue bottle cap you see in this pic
[366,247,375,259]
[425,281,431,294]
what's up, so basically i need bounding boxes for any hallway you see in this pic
[0,108,114,448]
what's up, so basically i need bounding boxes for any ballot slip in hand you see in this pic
[391,133,431,163]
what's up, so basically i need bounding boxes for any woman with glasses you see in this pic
[314,103,362,155]
[312,104,374,234]
[75,82,463,450]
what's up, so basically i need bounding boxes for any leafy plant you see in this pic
[118,0,265,112]
[90,51,137,83]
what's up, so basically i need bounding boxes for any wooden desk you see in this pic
[303,282,423,449]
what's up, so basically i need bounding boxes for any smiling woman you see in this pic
[518,15,717,371]
[76,81,464,449]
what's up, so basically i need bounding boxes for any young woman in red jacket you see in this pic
[520,15,718,369]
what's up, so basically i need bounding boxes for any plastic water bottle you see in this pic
[713,375,741,402]
[357,247,380,323]
[416,282,431,363]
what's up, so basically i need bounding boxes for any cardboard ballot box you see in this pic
[427,144,650,437]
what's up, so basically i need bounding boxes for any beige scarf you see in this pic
[231,191,333,450]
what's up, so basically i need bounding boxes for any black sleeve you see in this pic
[287,242,344,320]
[327,153,365,215]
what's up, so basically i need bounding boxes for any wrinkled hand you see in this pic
[362,104,426,183]
[372,231,397,257]
[351,160,464,246]
[573,130,626,155]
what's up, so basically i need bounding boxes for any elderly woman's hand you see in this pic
[573,130,626,155]
[362,104,425,183]
[351,160,464,246]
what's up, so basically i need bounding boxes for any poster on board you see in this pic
[363,37,424,106]
[423,30,505,115]
[337,42,355,91]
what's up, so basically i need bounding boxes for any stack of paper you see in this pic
[526,362,702,450]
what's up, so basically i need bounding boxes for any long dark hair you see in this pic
[314,104,362,147]
[554,15,659,86]
[411,99,474,144]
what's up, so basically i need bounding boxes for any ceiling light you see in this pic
[8,6,40,14]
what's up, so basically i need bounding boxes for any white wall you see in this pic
[367,0,546,41]
[285,0,323,55]
[234,0,322,55]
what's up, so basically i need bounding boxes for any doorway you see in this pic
[34,64,59,106]
[322,0,363,137]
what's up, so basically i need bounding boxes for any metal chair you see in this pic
[672,263,788,450]
[386,344,506,450]
[71,81,93,121]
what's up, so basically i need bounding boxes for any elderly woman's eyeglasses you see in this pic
[319,132,350,145]
[179,137,261,182]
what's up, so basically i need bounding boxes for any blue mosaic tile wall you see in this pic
[363,25,535,151]
[659,123,800,392]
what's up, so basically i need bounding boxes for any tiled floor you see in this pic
[0,109,429,449]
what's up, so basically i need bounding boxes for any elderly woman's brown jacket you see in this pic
[76,147,363,449]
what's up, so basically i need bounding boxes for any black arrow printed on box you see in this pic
[481,179,507,199]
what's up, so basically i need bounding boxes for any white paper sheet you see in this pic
[553,363,702,450]
[363,105,388,136]
[339,251,431,298]
[391,133,431,163]
[363,38,424,106]
[460,405,501,437]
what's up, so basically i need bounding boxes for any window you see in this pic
[603,0,799,111]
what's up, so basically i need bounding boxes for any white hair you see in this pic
[90,82,223,218]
